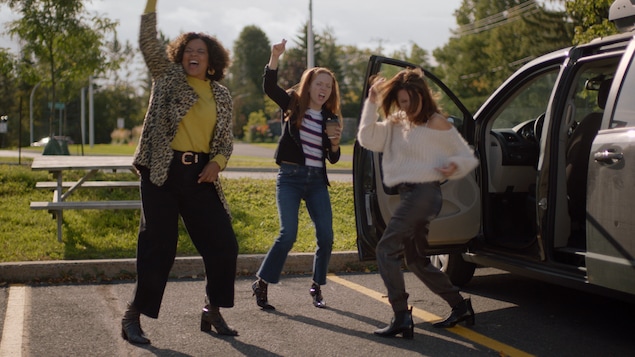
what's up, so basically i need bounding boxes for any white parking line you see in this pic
[0,285,26,357]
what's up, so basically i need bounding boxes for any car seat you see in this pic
[565,78,612,232]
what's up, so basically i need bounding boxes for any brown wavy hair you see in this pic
[285,67,342,129]
[167,32,230,82]
[375,67,443,125]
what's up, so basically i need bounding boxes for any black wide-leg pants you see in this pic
[132,157,238,318]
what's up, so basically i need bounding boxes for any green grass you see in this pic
[0,157,357,263]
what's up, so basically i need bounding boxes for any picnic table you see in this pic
[30,155,141,242]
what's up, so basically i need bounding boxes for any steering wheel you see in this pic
[533,113,545,142]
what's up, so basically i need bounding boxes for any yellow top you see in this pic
[170,77,227,169]
[144,0,157,14]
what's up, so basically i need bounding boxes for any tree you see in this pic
[3,0,118,146]
[276,23,344,88]
[433,0,574,113]
[565,0,617,44]
[0,49,20,147]
[232,26,271,90]
[229,25,271,138]
[279,24,360,117]
[91,34,147,144]
[91,85,146,144]
[337,45,375,118]
[242,110,270,143]
[102,34,137,90]
[389,42,432,69]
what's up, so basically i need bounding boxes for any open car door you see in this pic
[353,56,480,263]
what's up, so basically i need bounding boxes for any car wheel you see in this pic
[430,253,476,287]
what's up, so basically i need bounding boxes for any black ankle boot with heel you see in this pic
[252,279,275,310]
[374,306,414,339]
[432,298,475,328]
[310,283,326,308]
[121,303,151,344]
[200,303,238,336]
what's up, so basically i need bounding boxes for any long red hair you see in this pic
[285,67,342,128]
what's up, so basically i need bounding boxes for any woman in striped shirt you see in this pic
[252,39,342,311]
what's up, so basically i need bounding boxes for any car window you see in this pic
[612,55,635,128]
[491,69,559,129]
[560,57,620,135]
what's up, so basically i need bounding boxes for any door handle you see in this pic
[593,150,623,165]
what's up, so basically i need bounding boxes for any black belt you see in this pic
[174,150,207,165]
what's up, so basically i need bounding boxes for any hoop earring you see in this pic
[207,68,215,76]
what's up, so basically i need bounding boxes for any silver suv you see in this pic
[353,1,635,301]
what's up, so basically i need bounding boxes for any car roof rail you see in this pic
[610,0,635,33]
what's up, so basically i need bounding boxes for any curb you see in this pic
[0,251,374,283]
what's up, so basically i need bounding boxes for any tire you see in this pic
[430,253,476,287]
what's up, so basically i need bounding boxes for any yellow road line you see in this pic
[328,274,534,357]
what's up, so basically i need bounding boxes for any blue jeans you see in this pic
[257,163,334,285]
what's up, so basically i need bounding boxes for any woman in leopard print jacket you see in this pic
[121,0,238,344]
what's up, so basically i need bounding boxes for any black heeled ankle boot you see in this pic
[310,283,326,308]
[252,279,275,310]
[433,298,475,328]
[374,307,414,339]
[201,303,238,336]
[121,303,151,344]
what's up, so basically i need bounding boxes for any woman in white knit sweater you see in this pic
[357,68,479,339]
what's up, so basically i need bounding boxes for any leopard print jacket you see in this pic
[134,12,234,217]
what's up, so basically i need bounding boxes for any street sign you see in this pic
[47,102,65,110]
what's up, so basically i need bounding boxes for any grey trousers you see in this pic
[376,182,463,313]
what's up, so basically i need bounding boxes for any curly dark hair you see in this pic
[166,32,230,81]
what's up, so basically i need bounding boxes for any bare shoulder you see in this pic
[427,113,453,131]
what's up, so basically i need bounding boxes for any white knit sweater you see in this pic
[357,100,478,187]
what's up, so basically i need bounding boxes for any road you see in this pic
[1,268,633,356]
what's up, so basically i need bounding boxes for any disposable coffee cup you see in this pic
[325,118,340,139]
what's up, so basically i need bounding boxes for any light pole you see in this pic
[307,0,314,69]
[29,81,42,144]
[89,75,94,147]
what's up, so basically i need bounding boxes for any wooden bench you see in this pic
[30,200,141,210]
[35,181,140,189]
[30,155,141,242]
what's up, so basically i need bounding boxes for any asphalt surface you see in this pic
[2,270,510,357]
[4,267,634,357]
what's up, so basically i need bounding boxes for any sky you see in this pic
[0,0,464,57]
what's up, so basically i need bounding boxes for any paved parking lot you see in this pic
[0,271,512,357]
[2,267,634,357]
